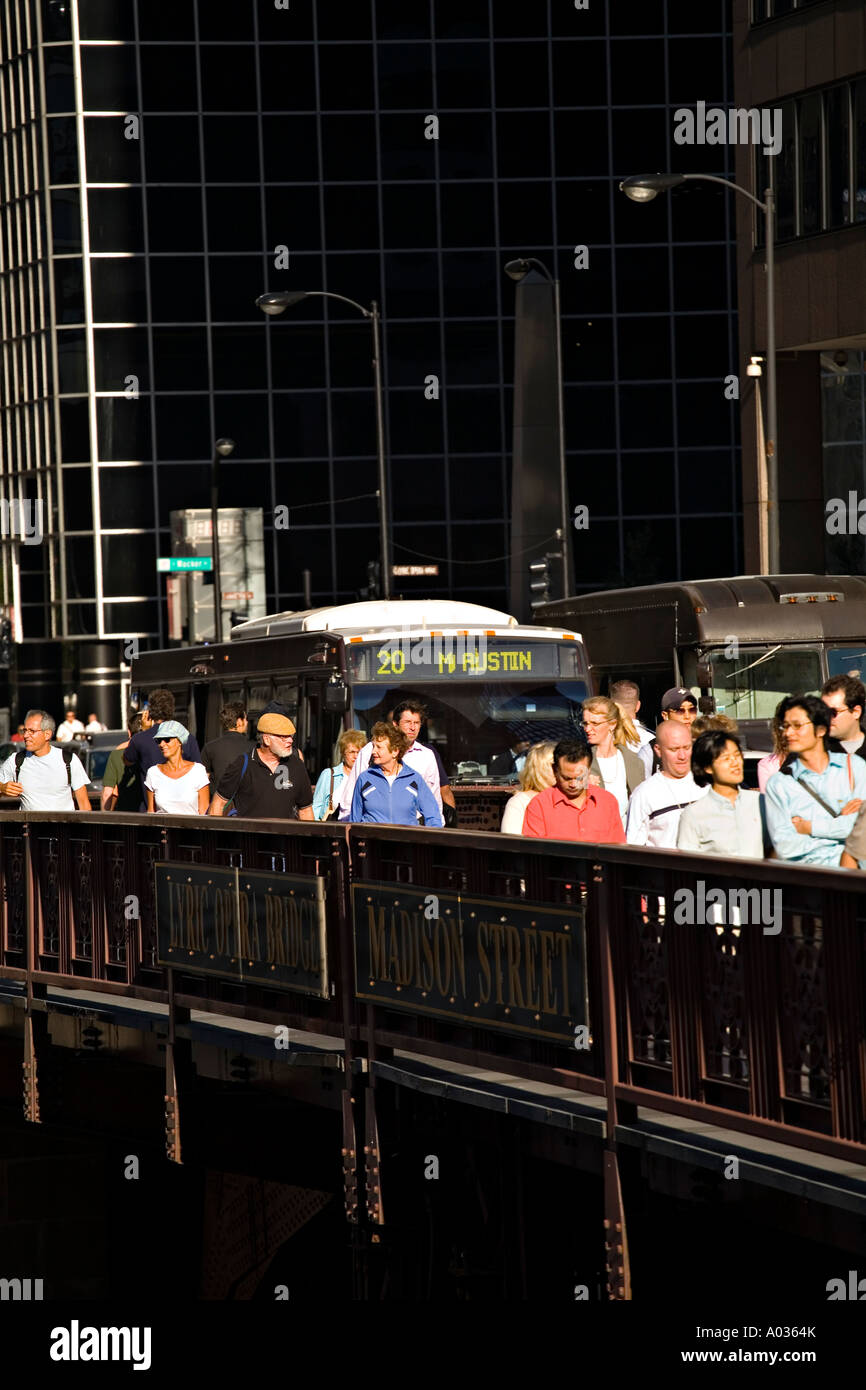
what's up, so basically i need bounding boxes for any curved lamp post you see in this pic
[211,437,235,641]
[503,257,571,599]
[256,289,391,600]
[619,172,777,575]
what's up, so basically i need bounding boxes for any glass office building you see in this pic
[0,0,739,716]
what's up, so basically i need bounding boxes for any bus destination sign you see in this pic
[347,638,569,681]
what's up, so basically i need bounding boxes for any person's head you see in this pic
[126,711,145,736]
[820,675,866,744]
[338,728,366,770]
[63,711,76,724]
[691,713,738,741]
[692,731,744,789]
[146,688,175,725]
[518,741,557,793]
[775,694,832,760]
[257,711,296,758]
[512,738,532,757]
[153,720,189,760]
[660,687,698,724]
[391,700,425,743]
[654,719,694,778]
[609,679,641,717]
[582,695,637,750]
[219,700,247,734]
[551,738,592,801]
[88,712,98,723]
[371,720,409,767]
[23,710,54,751]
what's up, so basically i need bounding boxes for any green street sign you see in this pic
[157,556,213,573]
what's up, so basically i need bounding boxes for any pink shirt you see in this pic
[523,785,626,844]
[757,753,781,794]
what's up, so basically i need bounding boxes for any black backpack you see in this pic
[15,745,78,801]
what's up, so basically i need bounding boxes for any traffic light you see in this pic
[529,558,550,610]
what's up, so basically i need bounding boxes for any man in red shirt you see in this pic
[523,738,625,844]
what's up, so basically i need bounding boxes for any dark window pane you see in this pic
[619,385,673,449]
[262,115,319,183]
[379,114,436,180]
[259,45,316,111]
[264,185,320,252]
[438,112,493,180]
[436,42,489,108]
[317,46,375,111]
[377,43,433,109]
[619,316,672,380]
[375,0,430,39]
[440,250,497,317]
[104,600,159,634]
[497,179,552,247]
[139,47,199,112]
[269,324,327,388]
[323,185,379,249]
[616,247,670,313]
[143,115,201,182]
[444,324,498,385]
[776,99,796,240]
[494,41,548,109]
[273,392,328,459]
[88,187,145,252]
[42,0,72,41]
[196,0,253,40]
[386,323,443,387]
[102,534,157,595]
[209,256,267,322]
[213,394,269,460]
[675,314,730,381]
[81,45,138,111]
[57,330,88,393]
[679,451,735,515]
[391,472,445,524]
[152,328,210,390]
[203,116,260,182]
[93,328,149,392]
[564,324,616,387]
[91,257,147,322]
[382,183,436,246]
[673,245,728,310]
[321,115,377,181]
[676,382,731,447]
[99,467,154,529]
[331,390,378,456]
[150,255,206,322]
[620,452,675,517]
[256,0,314,41]
[799,94,821,236]
[54,259,85,325]
[496,110,551,179]
[97,400,152,462]
[138,0,195,40]
[52,189,82,252]
[447,389,501,454]
[62,470,93,531]
[212,327,266,390]
[45,49,75,113]
[66,538,96,600]
[46,116,78,183]
[154,397,211,461]
[199,45,257,112]
[59,400,91,463]
[855,79,866,224]
[79,0,135,39]
[826,87,850,230]
[148,187,203,251]
[209,187,263,252]
[552,40,607,107]
[85,116,141,182]
[383,251,440,318]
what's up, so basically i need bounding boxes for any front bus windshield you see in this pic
[350,680,588,780]
[701,646,822,721]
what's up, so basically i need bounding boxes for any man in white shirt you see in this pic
[610,678,655,778]
[626,720,707,847]
[0,710,91,811]
[85,712,106,732]
[339,703,443,819]
[55,710,85,742]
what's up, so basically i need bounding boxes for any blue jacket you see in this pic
[764,751,866,865]
[350,761,444,827]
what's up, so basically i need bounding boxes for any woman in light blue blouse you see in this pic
[312,729,365,820]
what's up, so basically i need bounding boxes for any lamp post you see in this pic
[504,257,572,599]
[211,437,235,641]
[619,172,778,575]
[256,289,391,600]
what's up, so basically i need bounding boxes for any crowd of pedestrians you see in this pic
[7,674,866,872]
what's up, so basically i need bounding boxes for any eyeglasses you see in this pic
[580,718,611,729]
[268,733,293,742]
[780,721,813,732]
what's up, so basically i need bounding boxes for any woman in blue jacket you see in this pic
[350,722,444,827]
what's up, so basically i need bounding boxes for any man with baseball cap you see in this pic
[208,712,313,820]
[660,688,698,725]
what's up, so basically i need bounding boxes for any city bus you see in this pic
[538,573,866,751]
[129,600,590,826]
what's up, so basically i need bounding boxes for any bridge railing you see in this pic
[1,812,864,1165]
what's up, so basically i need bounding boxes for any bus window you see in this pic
[827,647,866,680]
[350,680,586,779]
[703,647,822,720]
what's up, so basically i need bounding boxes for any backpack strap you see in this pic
[14,749,25,778]
[62,746,74,786]
[226,753,249,817]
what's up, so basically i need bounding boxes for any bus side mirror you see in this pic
[324,679,349,713]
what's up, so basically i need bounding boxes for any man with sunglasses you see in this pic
[821,675,866,760]
[208,712,313,820]
[764,694,866,865]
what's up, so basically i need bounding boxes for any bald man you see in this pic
[625,720,708,848]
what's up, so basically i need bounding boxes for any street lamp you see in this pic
[619,172,778,575]
[256,289,391,600]
[211,437,235,641]
[503,257,572,599]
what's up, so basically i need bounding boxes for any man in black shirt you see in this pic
[208,712,313,820]
[822,675,866,760]
[201,701,250,787]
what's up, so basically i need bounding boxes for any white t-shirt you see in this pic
[500,788,537,835]
[626,771,708,848]
[596,751,628,824]
[56,720,84,743]
[0,747,89,811]
[144,762,210,815]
